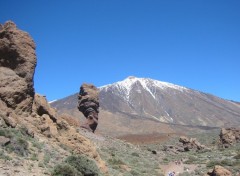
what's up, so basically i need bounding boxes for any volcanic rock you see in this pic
[205,165,232,176]
[78,84,99,133]
[219,128,240,148]
[179,136,206,151]
[162,136,207,154]
[0,21,36,114]
[0,21,107,174]
[32,93,57,122]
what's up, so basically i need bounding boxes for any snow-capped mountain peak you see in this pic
[100,76,188,100]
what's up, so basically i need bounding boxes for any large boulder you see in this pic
[205,165,232,176]
[0,21,36,114]
[179,136,206,151]
[32,93,57,122]
[78,84,99,133]
[219,128,240,148]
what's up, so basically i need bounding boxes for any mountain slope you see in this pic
[99,76,240,126]
[51,76,240,135]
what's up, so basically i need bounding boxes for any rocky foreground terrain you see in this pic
[0,21,240,176]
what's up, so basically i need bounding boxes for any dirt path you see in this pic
[160,161,198,175]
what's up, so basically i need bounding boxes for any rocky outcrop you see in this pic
[0,21,107,174]
[78,84,99,133]
[179,136,206,151]
[219,128,240,148]
[163,136,207,153]
[32,93,57,122]
[0,21,36,115]
[205,165,232,176]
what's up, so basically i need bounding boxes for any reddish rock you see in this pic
[205,165,232,176]
[78,84,99,133]
[179,136,206,151]
[32,94,57,122]
[219,128,240,147]
[0,21,36,114]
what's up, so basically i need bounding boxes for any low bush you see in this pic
[52,155,101,176]
[52,163,81,176]
[66,155,100,176]
[131,152,139,157]
[6,137,29,156]
[108,157,125,165]
[234,153,240,159]
[0,150,12,161]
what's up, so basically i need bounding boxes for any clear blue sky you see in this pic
[1,1,240,102]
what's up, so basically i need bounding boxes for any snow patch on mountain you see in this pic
[100,76,188,101]
[49,99,58,104]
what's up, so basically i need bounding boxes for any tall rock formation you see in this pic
[0,21,36,114]
[0,21,107,174]
[78,84,99,133]
[219,128,240,148]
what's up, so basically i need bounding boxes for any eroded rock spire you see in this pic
[78,83,99,133]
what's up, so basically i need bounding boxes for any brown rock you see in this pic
[1,115,17,128]
[32,94,57,122]
[0,21,36,114]
[219,128,240,147]
[206,165,232,176]
[0,136,10,146]
[78,84,99,133]
[39,114,58,137]
[59,113,80,127]
[0,21,107,174]
[56,118,70,131]
[179,136,189,144]
[0,112,7,127]
[179,136,206,151]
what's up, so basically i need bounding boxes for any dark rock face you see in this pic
[219,128,240,148]
[78,84,99,133]
[0,21,36,114]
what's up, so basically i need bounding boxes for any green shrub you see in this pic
[184,156,198,164]
[108,157,125,165]
[130,169,141,176]
[44,154,51,164]
[30,153,38,161]
[206,160,221,168]
[52,163,81,176]
[0,151,12,161]
[0,128,7,136]
[131,152,139,157]
[206,159,233,168]
[234,153,240,159]
[32,140,44,150]
[179,172,191,176]
[65,155,101,176]
[6,137,29,156]
[221,159,233,166]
